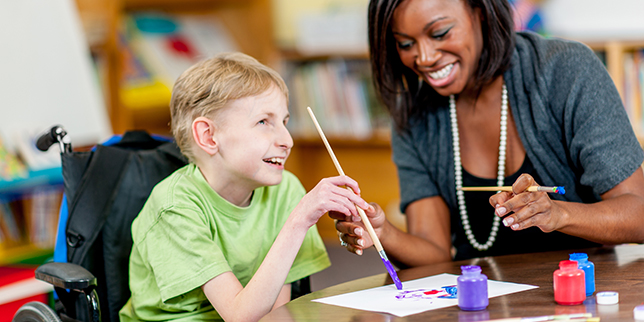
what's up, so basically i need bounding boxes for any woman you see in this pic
[332,0,644,267]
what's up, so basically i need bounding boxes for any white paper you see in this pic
[312,273,538,317]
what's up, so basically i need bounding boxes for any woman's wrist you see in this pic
[378,218,397,247]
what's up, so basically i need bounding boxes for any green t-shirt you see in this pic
[119,164,330,321]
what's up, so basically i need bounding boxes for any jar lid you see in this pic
[634,304,644,320]
[569,253,588,261]
[461,265,481,273]
[596,291,619,305]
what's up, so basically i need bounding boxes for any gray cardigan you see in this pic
[392,31,644,214]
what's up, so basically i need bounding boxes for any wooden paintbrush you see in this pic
[307,107,403,290]
[459,186,565,194]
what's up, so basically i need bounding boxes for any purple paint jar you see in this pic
[458,265,489,311]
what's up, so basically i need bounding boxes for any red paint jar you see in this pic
[553,260,586,305]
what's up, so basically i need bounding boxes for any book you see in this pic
[0,202,21,246]
[0,265,53,322]
[0,138,27,182]
[284,59,387,139]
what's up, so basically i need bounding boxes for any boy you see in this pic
[118,52,372,321]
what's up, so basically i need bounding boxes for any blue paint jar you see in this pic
[570,253,595,296]
[458,265,488,311]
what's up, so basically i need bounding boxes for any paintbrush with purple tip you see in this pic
[307,107,403,290]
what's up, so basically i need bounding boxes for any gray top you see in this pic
[392,31,644,214]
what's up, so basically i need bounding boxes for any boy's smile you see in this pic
[263,156,286,167]
[208,83,292,205]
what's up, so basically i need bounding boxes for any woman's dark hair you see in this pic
[368,0,515,132]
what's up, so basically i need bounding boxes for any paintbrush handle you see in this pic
[459,186,515,192]
[459,186,564,194]
[307,107,384,252]
[354,200,384,251]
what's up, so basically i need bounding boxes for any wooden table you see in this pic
[261,244,644,321]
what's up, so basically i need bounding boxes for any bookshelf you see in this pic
[0,173,63,265]
[74,0,278,136]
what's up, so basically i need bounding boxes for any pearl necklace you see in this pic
[449,83,507,251]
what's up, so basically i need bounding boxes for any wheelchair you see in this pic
[12,125,312,322]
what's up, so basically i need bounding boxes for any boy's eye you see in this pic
[258,119,266,125]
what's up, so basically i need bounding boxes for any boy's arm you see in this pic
[202,176,371,322]
[201,214,309,322]
[273,284,292,309]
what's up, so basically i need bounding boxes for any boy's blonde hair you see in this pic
[170,52,289,163]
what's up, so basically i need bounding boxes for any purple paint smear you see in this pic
[381,256,403,290]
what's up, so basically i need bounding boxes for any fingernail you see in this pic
[357,239,364,246]
[503,217,514,227]
[496,207,507,216]
[354,215,361,222]
[356,249,363,255]
[511,224,519,230]
[355,228,363,236]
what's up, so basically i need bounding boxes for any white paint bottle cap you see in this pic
[596,291,619,305]
[634,304,644,320]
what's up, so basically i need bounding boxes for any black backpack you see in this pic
[58,130,187,322]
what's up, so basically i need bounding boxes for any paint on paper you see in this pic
[395,285,457,301]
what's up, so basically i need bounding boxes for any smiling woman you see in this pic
[332,0,644,267]
[391,0,485,96]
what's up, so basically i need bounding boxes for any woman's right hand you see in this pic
[329,202,386,255]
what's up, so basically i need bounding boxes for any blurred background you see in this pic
[0,0,643,310]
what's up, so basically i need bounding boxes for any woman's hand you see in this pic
[328,202,386,255]
[489,174,564,232]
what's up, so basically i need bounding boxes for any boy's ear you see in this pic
[192,117,218,156]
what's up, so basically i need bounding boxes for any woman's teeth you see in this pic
[428,64,453,80]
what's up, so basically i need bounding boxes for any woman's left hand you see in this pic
[489,174,564,232]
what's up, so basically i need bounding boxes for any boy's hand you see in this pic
[293,175,373,229]
[329,202,385,255]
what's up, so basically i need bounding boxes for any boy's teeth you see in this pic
[265,157,283,165]
[428,64,453,80]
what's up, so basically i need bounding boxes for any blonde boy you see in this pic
[118,52,372,321]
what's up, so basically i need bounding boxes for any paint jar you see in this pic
[569,253,595,296]
[458,265,488,311]
[553,260,585,305]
